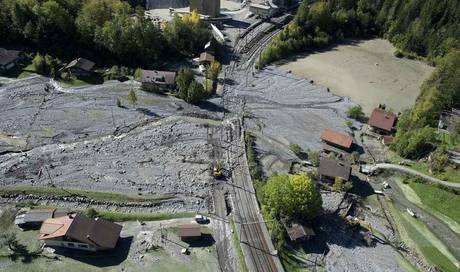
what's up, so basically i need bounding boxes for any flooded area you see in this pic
[280,39,434,114]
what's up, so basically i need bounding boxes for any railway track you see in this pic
[228,119,281,272]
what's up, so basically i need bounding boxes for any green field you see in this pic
[388,202,460,271]
[0,185,174,204]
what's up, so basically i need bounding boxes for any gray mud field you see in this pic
[227,66,356,175]
[0,76,226,212]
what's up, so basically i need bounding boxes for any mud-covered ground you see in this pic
[0,75,226,212]
[225,66,357,175]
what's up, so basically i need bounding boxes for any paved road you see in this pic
[371,163,460,189]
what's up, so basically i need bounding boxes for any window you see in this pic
[78,244,88,248]
[67,243,75,247]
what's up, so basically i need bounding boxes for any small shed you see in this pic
[177,224,201,241]
[199,52,215,65]
[286,223,315,242]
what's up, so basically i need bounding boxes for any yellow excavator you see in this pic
[213,161,222,178]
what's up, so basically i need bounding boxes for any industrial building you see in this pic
[190,0,220,18]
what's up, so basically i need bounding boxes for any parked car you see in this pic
[195,214,209,224]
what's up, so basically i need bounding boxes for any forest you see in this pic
[259,0,460,161]
[0,0,210,68]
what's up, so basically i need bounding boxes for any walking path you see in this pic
[372,163,460,189]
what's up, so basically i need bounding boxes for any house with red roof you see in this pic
[368,108,398,135]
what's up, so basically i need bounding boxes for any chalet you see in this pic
[368,108,397,135]
[318,158,352,183]
[320,129,354,153]
[0,48,23,73]
[286,223,315,242]
[438,108,460,133]
[199,52,215,66]
[177,224,201,242]
[63,58,95,77]
[39,214,122,252]
[140,69,176,91]
[15,208,68,229]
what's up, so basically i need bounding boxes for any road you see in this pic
[371,163,460,189]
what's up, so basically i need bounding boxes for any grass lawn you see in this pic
[0,185,174,204]
[388,201,460,271]
[95,210,194,222]
[408,182,460,227]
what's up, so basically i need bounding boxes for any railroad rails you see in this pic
[228,119,283,272]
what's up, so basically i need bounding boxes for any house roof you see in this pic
[65,58,95,72]
[15,208,69,225]
[177,224,201,237]
[140,69,176,85]
[382,135,394,145]
[319,158,352,181]
[0,48,22,66]
[286,223,315,241]
[40,214,122,249]
[199,52,215,63]
[320,129,353,149]
[368,108,397,132]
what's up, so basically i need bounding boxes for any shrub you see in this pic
[332,177,353,192]
[308,151,320,166]
[128,89,138,105]
[346,105,365,120]
[394,50,404,58]
[289,144,302,157]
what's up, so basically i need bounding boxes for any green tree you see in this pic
[262,174,322,220]
[392,127,437,159]
[176,68,195,99]
[186,80,207,104]
[128,89,137,105]
[346,105,365,120]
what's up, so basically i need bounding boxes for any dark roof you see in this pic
[40,214,122,249]
[140,69,176,86]
[368,108,397,132]
[0,48,22,66]
[65,58,95,72]
[286,223,315,241]
[319,158,352,181]
[320,129,353,149]
[66,214,122,249]
[23,209,55,223]
[177,224,201,237]
[199,52,215,63]
[16,208,69,225]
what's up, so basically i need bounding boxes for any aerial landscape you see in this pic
[0,0,459,271]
